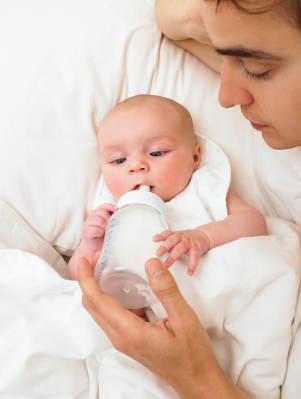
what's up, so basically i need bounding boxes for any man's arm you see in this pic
[155,0,223,74]
[172,39,223,74]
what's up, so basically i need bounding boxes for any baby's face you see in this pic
[97,102,201,202]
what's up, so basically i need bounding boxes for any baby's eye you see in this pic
[113,158,126,164]
[150,151,165,157]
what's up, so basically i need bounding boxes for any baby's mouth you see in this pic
[133,185,154,192]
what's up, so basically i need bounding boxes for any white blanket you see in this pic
[2,177,301,398]
[1,0,301,397]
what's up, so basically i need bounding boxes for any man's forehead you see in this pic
[201,0,297,59]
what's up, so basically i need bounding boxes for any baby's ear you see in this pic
[193,142,201,170]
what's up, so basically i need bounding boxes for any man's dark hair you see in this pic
[212,0,301,30]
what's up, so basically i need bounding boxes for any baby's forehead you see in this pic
[98,96,195,145]
[104,100,189,129]
[109,98,179,118]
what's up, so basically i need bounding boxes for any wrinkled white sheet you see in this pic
[1,0,301,397]
[1,199,301,398]
[0,0,262,256]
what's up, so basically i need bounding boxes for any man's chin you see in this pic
[261,130,301,150]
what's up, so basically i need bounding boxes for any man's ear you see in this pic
[193,142,201,171]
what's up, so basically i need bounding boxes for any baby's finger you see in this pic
[84,216,107,238]
[164,240,191,267]
[86,226,105,239]
[97,203,118,213]
[91,204,118,219]
[152,230,173,242]
[87,206,116,230]
[155,233,182,257]
[88,213,111,229]
[187,246,201,276]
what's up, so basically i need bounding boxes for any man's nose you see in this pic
[218,62,254,109]
[128,157,149,173]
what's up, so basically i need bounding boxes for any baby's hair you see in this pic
[100,94,196,146]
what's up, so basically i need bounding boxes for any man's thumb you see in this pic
[145,258,190,320]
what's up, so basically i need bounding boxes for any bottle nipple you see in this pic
[139,185,150,192]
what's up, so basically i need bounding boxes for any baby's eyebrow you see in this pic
[101,145,123,155]
[146,135,178,144]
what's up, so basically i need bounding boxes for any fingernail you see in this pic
[146,259,164,278]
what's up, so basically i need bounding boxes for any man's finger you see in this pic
[145,258,194,323]
[91,250,101,271]
[77,256,145,338]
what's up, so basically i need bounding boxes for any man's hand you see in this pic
[155,0,223,74]
[83,203,118,252]
[153,229,210,275]
[155,0,210,43]
[77,255,248,399]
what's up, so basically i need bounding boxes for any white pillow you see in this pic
[0,0,160,255]
[0,0,275,256]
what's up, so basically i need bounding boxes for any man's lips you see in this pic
[241,109,270,131]
[250,122,269,130]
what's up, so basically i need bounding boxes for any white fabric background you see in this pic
[0,0,261,256]
[1,0,301,397]
[1,197,300,399]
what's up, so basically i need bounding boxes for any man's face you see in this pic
[97,103,200,202]
[201,0,301,149]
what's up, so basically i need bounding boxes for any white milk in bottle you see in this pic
[93,185,169,309]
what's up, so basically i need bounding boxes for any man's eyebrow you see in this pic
[215,47,283,61]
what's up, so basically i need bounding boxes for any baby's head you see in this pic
[97,95,201,202]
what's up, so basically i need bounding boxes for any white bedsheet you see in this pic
[1,198,301,398]
[1,0,301,397]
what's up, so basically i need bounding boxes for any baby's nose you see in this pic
[128,158,149,173]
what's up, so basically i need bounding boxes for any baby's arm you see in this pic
[68,203,118,280]
[153,186,267,275]
[200,185,268,248]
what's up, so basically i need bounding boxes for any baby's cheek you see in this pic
[163,174,190,198]
[104,175,125,201]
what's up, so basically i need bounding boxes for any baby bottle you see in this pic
[93,185,169,309]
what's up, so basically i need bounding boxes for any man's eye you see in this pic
[244,68,270,81]
[150,151,165,157]
[113,158,126,164]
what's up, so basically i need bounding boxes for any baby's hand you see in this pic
[153,229,210,276]
[83,203,118,252]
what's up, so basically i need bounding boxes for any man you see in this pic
[156,0,301,151]
[78,1,301,397]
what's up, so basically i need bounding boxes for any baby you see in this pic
[68,95,267,280]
